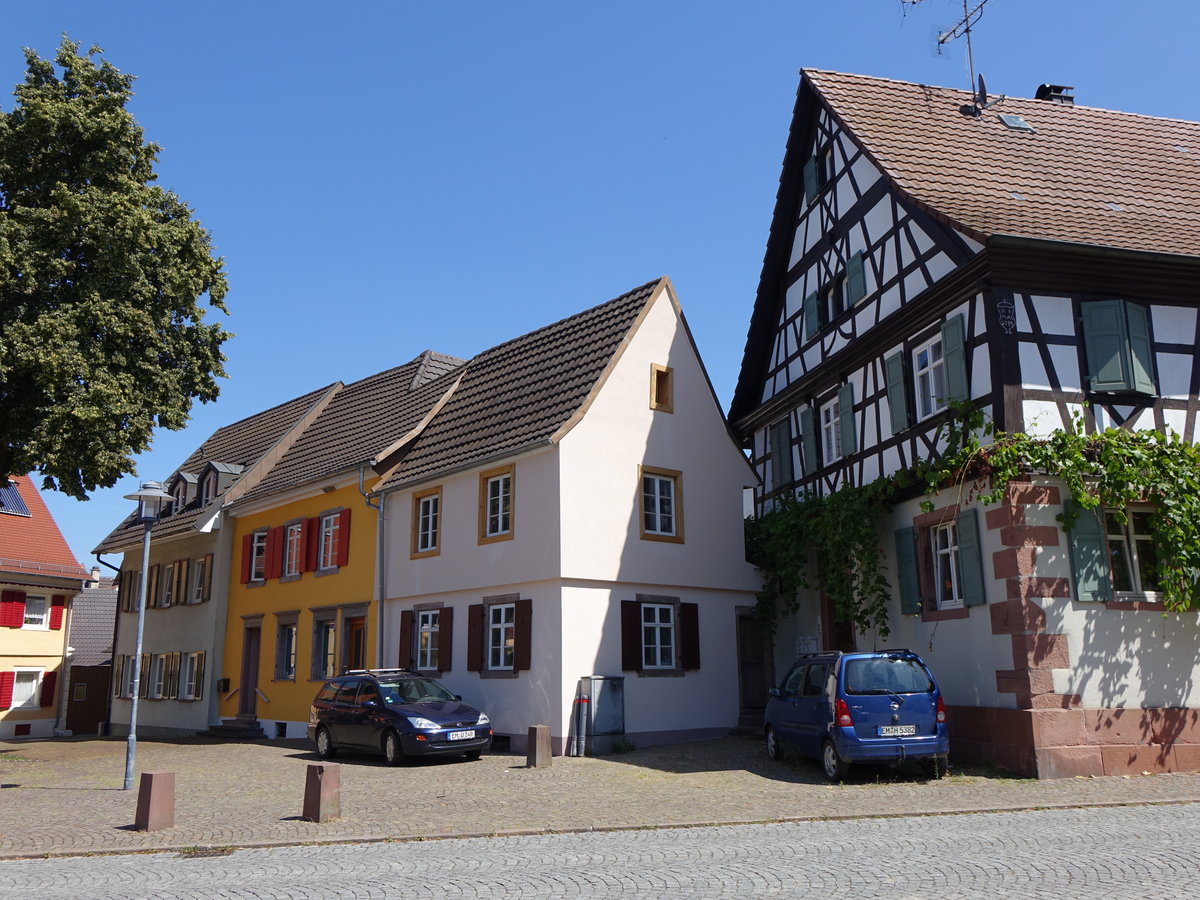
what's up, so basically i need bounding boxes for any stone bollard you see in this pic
[134,771,175,831]
[527,724,552,768]
[302,762,341,823]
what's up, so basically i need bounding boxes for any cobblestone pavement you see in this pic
[2,735,1200,861]
[2,803,1197,898]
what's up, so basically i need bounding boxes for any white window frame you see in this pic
[180,652,203,700]
[161,562,176,608]
[190,556,208,604]
[641,470,680,539]
[123,655,137,699]
[276,621,298,680]
[931,520,963,610]
[171,481,187,515]
[641,602,676,670]
[283,523,303,577]
[10,668,43,710]
[22,595,49,630]
[484,474,511,538]
[1105,507,1161,599]
[820,398,842,464]
[314,618,337,679]
[149,655,166,700]
[318,513,340,570]
[415,492,440,555]
[913,334,948,421]
[417,609,440,671]
[251,531,268,583]
[487,602,515,671]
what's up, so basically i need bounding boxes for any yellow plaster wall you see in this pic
[221,484,378,724]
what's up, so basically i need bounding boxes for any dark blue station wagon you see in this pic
[309,669,492,764]
[764,650,949,780]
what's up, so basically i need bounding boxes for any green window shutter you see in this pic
[956,507,986,607]
[894,527,921,615]
[838,384,856,455]
[884,352,909,434]
[800,406,817,475]
[845,252,866,304]
[1065,499,1111,602]
[802,157,819,205]
[941,314,968,403]
[803,291,820,340]
[1125,302,1157,395]
[1082,300,1132,391]
[769,419,794,488]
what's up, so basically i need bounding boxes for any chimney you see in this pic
[1035,84,1075,105]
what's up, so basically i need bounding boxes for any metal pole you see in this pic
[123,518,153,790]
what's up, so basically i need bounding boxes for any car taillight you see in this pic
[936,696,946,724]
[835,698,853,727]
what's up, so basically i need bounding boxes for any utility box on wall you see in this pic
[569,675,624,756]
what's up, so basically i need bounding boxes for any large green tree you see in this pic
[0,37,230,499]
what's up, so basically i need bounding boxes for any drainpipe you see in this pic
[358,464,385,668]
[95,553,122,736]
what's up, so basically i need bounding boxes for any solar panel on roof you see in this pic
[0,481,32,517]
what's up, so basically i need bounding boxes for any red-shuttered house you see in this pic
[1,475,89,739]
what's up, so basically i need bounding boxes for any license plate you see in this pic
[877,724,917,737]
[448,730,476,741]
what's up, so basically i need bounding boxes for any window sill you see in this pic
[479,669,519,680]
[1105,594,1168,611]
[636,668,685,678]
[921,605,969,622]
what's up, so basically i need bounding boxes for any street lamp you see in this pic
[122,480,173,791]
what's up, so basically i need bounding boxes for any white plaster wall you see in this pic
[383,447,562,601]
[110,532,226,733]
[557,290,760,593]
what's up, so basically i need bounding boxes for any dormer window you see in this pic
[198,469,218,507]
[171,481,187,515]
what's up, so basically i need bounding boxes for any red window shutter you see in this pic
[514,598,532,672]
[397,610,414,669]
[0,671,14,707]
[0,590,26,628]
[266,527,284,580]
[621,601,642,672]
[49,596,67,630]
[304,518,320,572]
[335,508,352,568]
[439,606,454,673]
[679,602,701,670]
[39,670,58,707]
[240,534,253,584]
[466,604,483,672]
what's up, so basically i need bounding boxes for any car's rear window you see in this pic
[843,657,933,695]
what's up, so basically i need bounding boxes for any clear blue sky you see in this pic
[8,1,1200,568]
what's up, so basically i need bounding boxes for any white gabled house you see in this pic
[730,70,1200,777]
[375,278,761,754]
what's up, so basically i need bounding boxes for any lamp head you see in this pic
[123,481,173,523]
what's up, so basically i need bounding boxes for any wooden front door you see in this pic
[345,617,366,672]
[239,625,261,716]
[736,611,773,714]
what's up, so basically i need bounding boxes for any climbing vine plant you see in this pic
[746,404,1200,639]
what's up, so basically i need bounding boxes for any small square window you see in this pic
[22,596,49,630]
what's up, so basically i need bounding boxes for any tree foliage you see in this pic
[0,38,229,498]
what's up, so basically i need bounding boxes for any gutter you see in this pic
[357,464,385,669]
[94,553,122,737]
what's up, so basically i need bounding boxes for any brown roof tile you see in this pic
[381,279,662,489]
[0,475,89,583]
[804,69,1200,256]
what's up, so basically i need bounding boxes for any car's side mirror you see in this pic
[769,687,781,698]
[454,695,463,701]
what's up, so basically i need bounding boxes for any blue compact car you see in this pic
[309,669,492,764]
[764,650,949,780]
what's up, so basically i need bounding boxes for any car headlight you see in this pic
[406,716,440,730]
[476,712,490,726]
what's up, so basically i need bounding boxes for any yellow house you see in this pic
[218,352,463,738]
[1,475,89,739]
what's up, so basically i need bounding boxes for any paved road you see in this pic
[2,802,1197,898]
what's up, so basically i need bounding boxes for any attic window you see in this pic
[0,481,31,517]
[998,113,1034,133]
[650,364,674,413]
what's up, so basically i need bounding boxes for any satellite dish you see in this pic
[977,73,988,106]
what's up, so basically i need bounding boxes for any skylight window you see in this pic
[1010,191,1027,201]
[998,113,1034,133]
[1105,201,1124,212]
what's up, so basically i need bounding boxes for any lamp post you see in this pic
[122,481,172,791]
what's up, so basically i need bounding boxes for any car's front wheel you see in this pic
[383,729,405,766]
[315,726,337,760]
[822,739,849,781]
[765,726,782,761]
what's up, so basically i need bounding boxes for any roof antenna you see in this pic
[925,0,1005,116]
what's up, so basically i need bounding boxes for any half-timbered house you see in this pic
[730,70,1200,777]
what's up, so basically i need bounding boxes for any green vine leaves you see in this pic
[746,403,1200,641]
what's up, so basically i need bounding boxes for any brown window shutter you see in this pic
[467,604,483,672]
[397,610,414,669]
[194,652,206,700]
[621,601,642,672]
[0,671,14,706]
[139,654,151,698]
[0,590,26,628]
[203,554,214,601]
[336,508,352,568]
[175,560,190,605]
[240,533,254,584]
[49,596,67,630]
[679,602,700,670]
[113,657,124,698]
[147,565,160,609]
[439,606,454,673]
[514,598,532,672]
[304,518,321,572]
